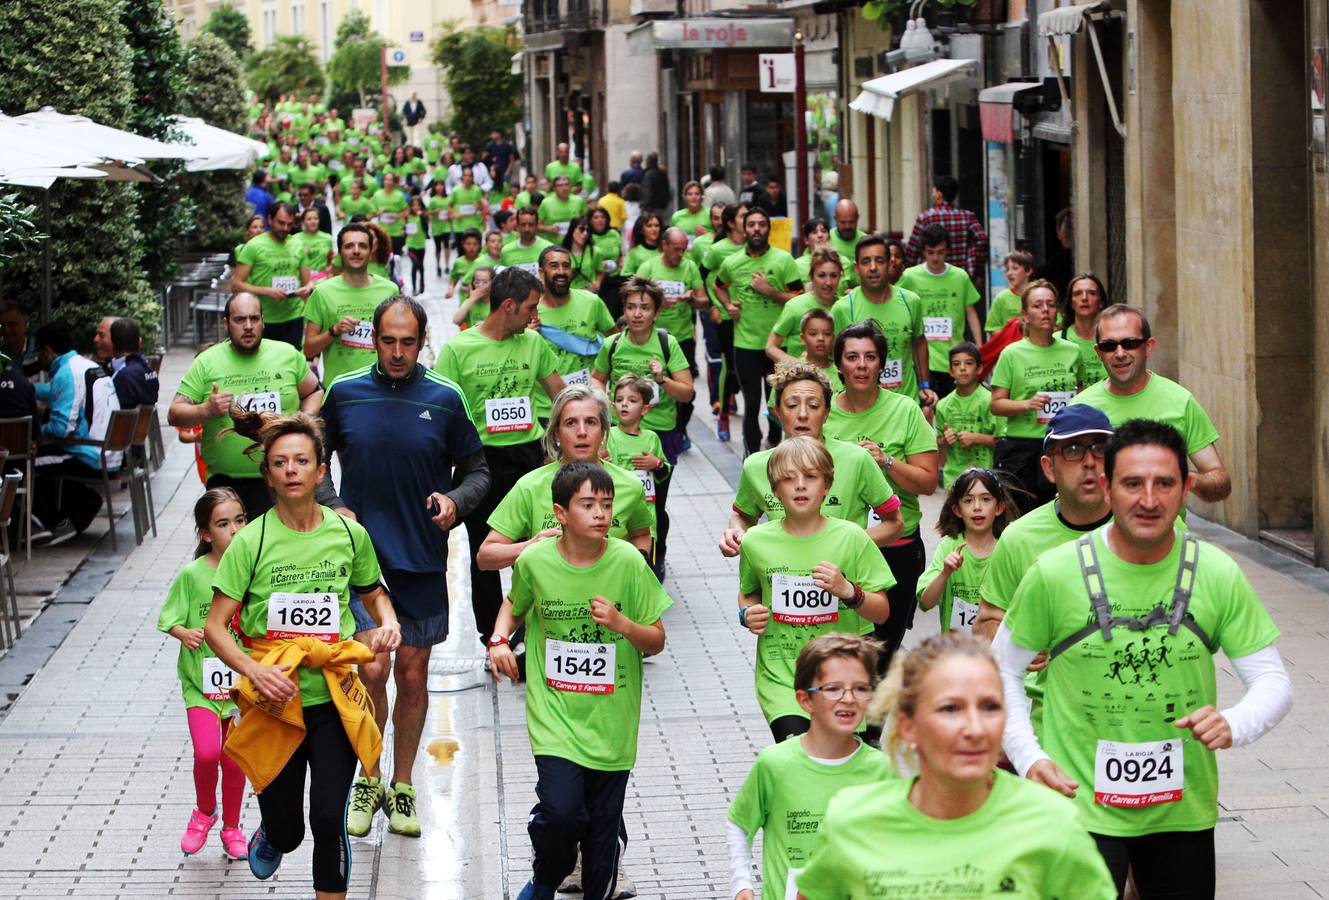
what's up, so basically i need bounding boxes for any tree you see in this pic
[182,33,251,252]
[247,35,324,103]
[0,193,45,268]
[201,5,253,60]
[431,25,522,150]
[0,0,159,347]
[327,9,408,110]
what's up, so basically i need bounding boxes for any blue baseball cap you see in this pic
[1042,404,1113,452]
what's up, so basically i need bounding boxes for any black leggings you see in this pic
[734,347,780,456]
[1092,829,1215,899]
[876,532,925,671]
[433,235,448,269]
[769,715,810,743]
[677,337,699,436]
[256,702,358,893]
[407,247,425,294]
[390,234,406,256]
[715,319,739,414]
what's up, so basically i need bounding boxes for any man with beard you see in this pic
[532,245,616,424]
[231,202,315,349]
[303,223,400,385]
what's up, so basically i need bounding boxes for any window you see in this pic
[291,2,305,34]
[320,1,331,62]
[262,7,277,47]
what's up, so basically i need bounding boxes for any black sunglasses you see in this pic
[1096,337,1147,353]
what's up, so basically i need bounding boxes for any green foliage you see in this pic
[431,25,522,150]
[247,35,325,103]
[861,0,974,30]
[0,194,45,267]
[201,5,253,61]
[327,9,409,109]
[182,33,251,252]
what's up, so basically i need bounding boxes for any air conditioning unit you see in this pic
[631,0,675,16]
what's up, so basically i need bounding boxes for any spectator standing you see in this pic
[905,175,989,286]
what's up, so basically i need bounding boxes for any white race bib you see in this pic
[517,262,541,277]
[879,357,903,390]
[563,368,590,387]
[1035,390,1077,424]
[458,203,477,216]
[785,868,802,900]
[659,280,686,302]
[484,396,533,433]
[201,657,238,702]
[634,468,656,501]
[339,319,374,350]
[328,159,343,170]
[545,638,616,694]
[866,505,883,527]
[602,259,618,274]
[1093,739,1183,807]
[949,599,979,632]
[379,212,397,225]
[405,222,419,236]
[429,139,441,148]
[555,221,570,236]
[271,275,299,295]
[237,391,281,415]
[769,574,838,625]
[922,316,954,342]
[646,380,660,406]
[265,591,340,642]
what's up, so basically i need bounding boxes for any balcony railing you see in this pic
[524,0,604,33]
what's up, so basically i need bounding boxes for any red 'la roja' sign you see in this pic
[682,23,750,46]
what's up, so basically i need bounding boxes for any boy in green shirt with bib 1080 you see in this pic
[489,462,671,900]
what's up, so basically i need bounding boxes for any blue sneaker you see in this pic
[516,878,557,900]
[680,435,692,452]
[717,415,730,442]
[247,825,283,880]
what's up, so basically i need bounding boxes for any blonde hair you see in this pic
[767,362,832,406]
[868,632,1000,771]
[542,383,611,460]
[613,373,655,407]
[766,435,834,488]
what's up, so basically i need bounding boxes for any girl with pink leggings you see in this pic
[157,488,251,858]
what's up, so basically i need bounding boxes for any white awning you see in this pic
[1037,0,1110,37]
[849,58,977,122]
[171,116,270,172]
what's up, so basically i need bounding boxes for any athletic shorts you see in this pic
[350,568,449,648]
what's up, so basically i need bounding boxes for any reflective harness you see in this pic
[1048,531,1215,661]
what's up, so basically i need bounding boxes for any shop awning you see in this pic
[848,58,977,122]
[1037,0,1111,37]
[628,17,793,54]
[978,81,1042,143]
[1035,0,1125,138]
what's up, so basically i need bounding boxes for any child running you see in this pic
[738,437,894,742]
[404,195,429,296]
[607,374,670,505]
[489,461,671,900]
[917,468,1017,634]
[452,264,494,330]
[932,341,998,486]
[728,634,894,900]
[157,487,250,859]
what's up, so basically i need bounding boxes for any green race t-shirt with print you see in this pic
[980,499,1107,612]
[605,426,670,500]
[237,232,304,323]
[433,328,558,447]
[739,518,895,723]
[715,246,801,351]
[622,244,662,278]
[826,229,867,267]
[543,160,584,185]
[372,188,408,236]
[896,263,981,371]
[829,286,925,398]
[824,389,938,536]
[771,293,836,359]
[157,555,243,714]
[702,237,744,322]
[177,340,310,477]
[591,230,622,274]
[448,184,487,232]
[566,244,603,290]
[690,231,715,270]
[509,537,672,770]
[499,238,554,277]
[340,194,376,220]
[1005,527,1280,837]
[533,289,615,418]
[986,286,1023,332]
[917,534,991,633]
[303,274,399,385]
[288,229,333,273]
[990,337,1084,439]
[729,739,895,900]
[212,507,381,707]
[1061,326,1108,385]
[636,256,703,343]
[404,213,428,250]
[798,770,1116,900]
[670,207,709,243]
[733,437,896,533]
[488,460,654,542]
[538,194,588,235]
[1072,372,1221,457]
[933,385,998,485]
[593,330,689,432]
[427,195,451,235]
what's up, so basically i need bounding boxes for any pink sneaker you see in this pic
[220,825,247,860]
[181,807,218,855]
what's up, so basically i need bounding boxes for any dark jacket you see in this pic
[402,99,426,126]
[640,166,671,212]
[111,353,160,411]
[0,361,36,421]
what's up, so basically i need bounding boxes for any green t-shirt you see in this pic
[1071,372,1220,457]
[622,244,662,277]
[426,194,452,235]
[702,237,745,322]
[605,426,670,495]
[288,230,333,273]
[824,389,937,536]
[636,256,703,343]
[404,212,428,250]
[448,184,487,233]
[1006,527,1280,837]
[734,437,896,532]
[433,328,558,447]
[543,160,584,186]
[772,293,836,359]
[690,231,715,269]
[798,770,1116,900]
[829,286,925,398]
[917,534,991,633]
[212,507,382,707]
[157,555,243,714]
[177,340,310,477]
[566,244,604,290]
[715,246,801,351]
[488,460,654,542]
[933,385,998,485]
[896,263,981,371]
[591,230,622,273]
[303,274,399,385]
[990,337,1084,439]
[1060,325,1108,385]
[670,207,709,242]
[739,518,895,723]
[509,537,672,770]
[729,739,895,900]
[538,194,588,234]
[499,237,554,276]
[981,499,1108,612]
[986,286,1022,331]
[340,194,376,220]
[592,330,689,432]
[372,187,409,236]
[826,229,867,266]
[237,232,304,323]
[533,289,615,418]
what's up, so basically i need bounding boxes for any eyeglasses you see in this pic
[1057,441,1108,461]
[1096,337,1146,353]
[805,684,874,702]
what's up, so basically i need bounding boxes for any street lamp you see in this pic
[898,0,937,61]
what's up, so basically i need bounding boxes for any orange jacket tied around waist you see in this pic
[223,636,381,792]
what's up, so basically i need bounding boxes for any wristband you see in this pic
[487,634,509,648]
[884,455,895,472]
[738,606,750,628]
[918,380,932,390]
[844,582,865,610]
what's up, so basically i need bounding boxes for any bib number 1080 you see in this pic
[770,574,837,625]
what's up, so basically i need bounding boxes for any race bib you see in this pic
[517,262,541,277]
[348,135,361,145]
[563,368,590,387]
[922,316,953,342]
[237,391,281,415]
[545,638,616,694]
[659,280,686,302]
[603,259,618,274]
[339,319,374,350]
[429,139,441,148]
[314,135,330,146]
[271,275,299,295]
[1093,739,1183,807]
[785,868,802,900]
[327,160,342,170]
[867,505,883,527]
[379,212,397,225]
[458,203,477,216]
[634,468,656,501]
[265,591,339,642]
[405,222,419,236]
[769,574,838,625]
[556,222,570,236]
[201,657,238,702]
[949,599,979,632]
[879,357,903,390]
[645,380,660,406]
[1035,390,1077,424]
[484,396,533,433]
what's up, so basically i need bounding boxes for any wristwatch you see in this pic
[487,634,509,648]
[884,455,895,472]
